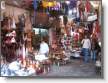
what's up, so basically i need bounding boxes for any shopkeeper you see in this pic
[39,38,49,57]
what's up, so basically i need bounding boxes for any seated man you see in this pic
[39,39,49,57]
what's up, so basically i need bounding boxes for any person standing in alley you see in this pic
[91,38,97,62]
[91,38,101,62]
[81,35,91,63]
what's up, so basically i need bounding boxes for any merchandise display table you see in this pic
[35,54,51,74]
[1,61,36,76]
[51,51,69,66]
[1,54,51,76]
[35,54,48,62]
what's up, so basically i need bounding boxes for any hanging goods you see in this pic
[11,7,16,29]
[33,0,38,26]
[85,0,91,13]
[69,0,77,9]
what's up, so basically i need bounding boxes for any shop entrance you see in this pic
[32,27,49,50]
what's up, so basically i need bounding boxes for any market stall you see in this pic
[1,0,102,76]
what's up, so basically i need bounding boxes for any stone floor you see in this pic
[38,59,102,78]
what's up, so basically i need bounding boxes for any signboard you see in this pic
[87,14,97,22]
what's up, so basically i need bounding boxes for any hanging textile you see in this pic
[63,15,68,26]
[49,28,53,46]
[11,8,16,29]
[42,1,56,8]
[8,17,11,31]
[61,2,66,14]
[69,0,77,9]
[85,0,91,13]
[78,0,85,21]
[33,0,37,10]
[94,21,100,39]
[64,3,68,15]
[33,0,38,26]
[85,0,91,22]
[92,20,100,40]
[11,18,16,29]
[75,1,80,22]
[17,15,25,44]
[95,21,100,34]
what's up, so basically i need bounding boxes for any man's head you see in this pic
[85,35,88,39]
[41,37,46,43]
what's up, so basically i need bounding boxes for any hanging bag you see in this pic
[11,8,16,29]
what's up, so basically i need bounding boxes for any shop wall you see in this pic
[3,5,27,22]
[3,4,32,31]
